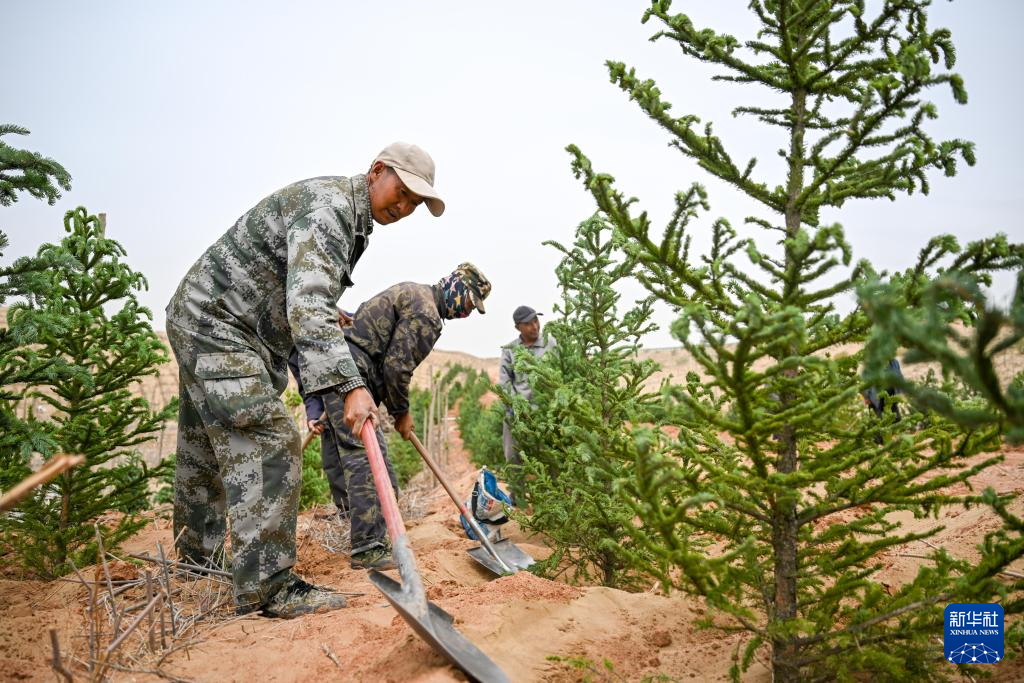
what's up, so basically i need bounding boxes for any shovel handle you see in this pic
[300,413,327,452]
[0,454,85,512]
[409,434,514,574]
[362,421,407,539]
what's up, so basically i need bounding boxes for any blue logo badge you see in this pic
[945,603,1004,664]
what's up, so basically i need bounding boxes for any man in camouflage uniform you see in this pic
[296,263,491,569]
[165,142,445,618]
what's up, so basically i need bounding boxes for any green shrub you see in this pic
[567,2,1024,679]
[387,432,423,489]
[455,369,505,471]
[299,436,331,511]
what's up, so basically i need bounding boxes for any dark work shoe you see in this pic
[259,576,347,619]
[351,546,396,570]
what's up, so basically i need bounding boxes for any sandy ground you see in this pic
[4,335,1024,681]
[3,418,1024,682]
[1,419,765,683]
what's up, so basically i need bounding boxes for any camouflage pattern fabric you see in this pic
[320,423,349,513]
[166,175,373,394]
[168,322,301,608]
[343,282,444,417]
[438,262,491,318]
[166,174,373,608]
[287,349,348,513]
[321,392,398,554]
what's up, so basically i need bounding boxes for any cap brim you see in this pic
[393,167,445,217]
[465,290,485,314]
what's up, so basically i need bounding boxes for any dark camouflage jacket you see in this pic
[166,175,372,394]
[344,282,444,416]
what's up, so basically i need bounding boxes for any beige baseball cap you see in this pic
[374,142,445,217]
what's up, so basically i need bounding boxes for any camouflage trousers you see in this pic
[166,322,300,610]
[318,422,349,513]
[321,393,398,555]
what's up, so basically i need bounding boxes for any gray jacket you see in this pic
[498,334,555,404]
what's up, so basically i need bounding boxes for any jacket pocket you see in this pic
[193,352,273,429]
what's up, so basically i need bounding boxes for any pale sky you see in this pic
[3,1,1022,357]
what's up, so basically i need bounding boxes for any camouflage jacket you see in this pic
[167,175,372,394]
[498,334,555,404]
[344,282,444,417]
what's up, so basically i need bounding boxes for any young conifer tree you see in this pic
[1,208,176,577]
[0,124,71,209]
[568,1,1024,680]
[511,214,659,588]
[0,125,75,489]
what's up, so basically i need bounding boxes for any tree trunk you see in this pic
[772,79,807,683]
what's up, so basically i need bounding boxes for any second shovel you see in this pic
[408,433,534,576]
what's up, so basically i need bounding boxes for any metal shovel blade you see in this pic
[467,538,536,575]
[368,570,510,683]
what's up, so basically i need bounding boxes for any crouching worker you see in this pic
[310,263,491,569]
[165,142,446,618]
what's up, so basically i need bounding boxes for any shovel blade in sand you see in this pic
[369,570,510,683]
[408,433,534,577]
[467,538,535,576]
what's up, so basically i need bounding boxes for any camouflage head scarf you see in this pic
[439,262,491,320]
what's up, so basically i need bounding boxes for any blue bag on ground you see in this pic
[459,467,514,541]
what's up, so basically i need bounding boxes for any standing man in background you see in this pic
[498,305,555,467]
[166,142,445,619]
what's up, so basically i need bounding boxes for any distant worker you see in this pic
[862,358,905,445]
[166,142,445,619]
[293,263,491,570]
[498,305,555,466]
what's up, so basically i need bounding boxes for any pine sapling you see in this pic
[2,208,176,577]
[511,214,660,588]
[568,1,1024,679]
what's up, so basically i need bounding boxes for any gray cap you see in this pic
[374,142,445,217]
[513,305,542,324]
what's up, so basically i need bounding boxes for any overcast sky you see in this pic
[3,1,1022,357]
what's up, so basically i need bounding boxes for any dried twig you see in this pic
[146,571,156,652]
[157,542,177,636]
[100,661,203,683]
[94,525,123,637]
[128,552,232,579]
[321,642,342,668]
[68,560,98,673]
[105,594,162,658]
[49,629,74,682]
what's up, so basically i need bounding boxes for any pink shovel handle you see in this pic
[361,420,406,541]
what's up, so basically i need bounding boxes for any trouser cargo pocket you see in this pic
[191,352,274,429]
